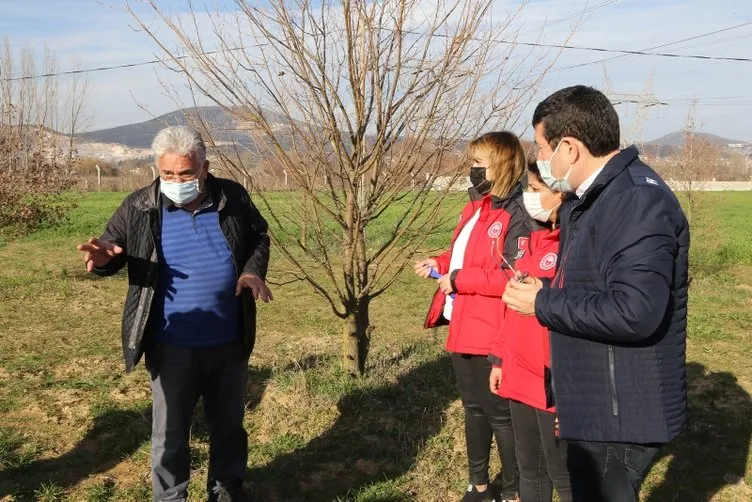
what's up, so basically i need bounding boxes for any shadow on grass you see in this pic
[247,353,457,502]
[646,362,752,501]
[0,406,151,500]
[0,365,273,500]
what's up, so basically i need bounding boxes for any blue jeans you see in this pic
[146,339,249,501]
[567,440,661,502]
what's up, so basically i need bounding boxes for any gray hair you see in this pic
[152,126,207,166]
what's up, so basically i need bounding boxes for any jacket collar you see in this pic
[578,146,639,201]
[132,173,228,212]
[473,182,522,221]
[488,181,523,210]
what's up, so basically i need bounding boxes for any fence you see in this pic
[666,181,752,191]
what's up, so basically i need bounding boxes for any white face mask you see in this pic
[536,141,574,194]
[160,178,201,205]
[523,191,561,222]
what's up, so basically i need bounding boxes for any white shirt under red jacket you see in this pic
[424,185,535,356]
[490,225,561,412]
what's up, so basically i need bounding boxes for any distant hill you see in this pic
[82,109,751,159]
[79,106,289,149]
[641,131,751,158]
[645,131,748,149]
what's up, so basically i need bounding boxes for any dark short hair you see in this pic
[527,160,541,180]
[524,161,543,190]
[532,85,620,157]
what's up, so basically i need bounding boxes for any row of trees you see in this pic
[0,40,89,235]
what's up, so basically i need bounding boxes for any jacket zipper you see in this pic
[554,199,583,288]
[128,208,161,350]
[220,219,239,276]
[607,345,619,416]
[129,246,157,350]
[555,227,577,288]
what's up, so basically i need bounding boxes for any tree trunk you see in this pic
[685,186,694,226]
[343,296,372,376]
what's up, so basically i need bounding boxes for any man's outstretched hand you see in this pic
[77,237,124,273]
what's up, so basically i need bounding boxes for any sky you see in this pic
[2,0,752,142]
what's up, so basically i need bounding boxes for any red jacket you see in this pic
[425,185,533,355]
[490,226,560,411]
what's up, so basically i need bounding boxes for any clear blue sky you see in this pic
[2,0,752,142]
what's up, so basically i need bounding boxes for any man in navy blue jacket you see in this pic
[503,86,689,502]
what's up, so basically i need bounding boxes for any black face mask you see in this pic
[469,167,491,195]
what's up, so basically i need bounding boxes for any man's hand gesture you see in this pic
[235,274,274,303]
[77,237,124,273]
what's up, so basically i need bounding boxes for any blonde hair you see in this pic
[467,131,525,198]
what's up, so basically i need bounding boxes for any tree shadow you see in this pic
[246,353,457,501]
[0,407,151,500]
[0,364,273,499]
[645,362,752,501]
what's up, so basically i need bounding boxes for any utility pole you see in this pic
[602,67,667,153]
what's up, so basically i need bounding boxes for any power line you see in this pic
[504,39,751,62]
[0,44,267,82]
[3,21,752,82]
[662,95,752,102]
[549,21,752,73]
[668,31,752,53]
[518,0,619,37]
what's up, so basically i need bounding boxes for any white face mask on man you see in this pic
[536,141,575,194]
[160,178,201,205]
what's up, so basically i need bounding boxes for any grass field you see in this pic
[0,190,750,501]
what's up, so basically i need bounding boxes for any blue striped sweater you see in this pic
[151,201,240,347]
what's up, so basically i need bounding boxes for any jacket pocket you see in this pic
[607,345,619,416]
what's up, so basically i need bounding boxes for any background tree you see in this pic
[131,0,576,375]
[0,40,89,236]
[669,102,721,225]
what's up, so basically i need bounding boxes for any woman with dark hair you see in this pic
[489,163,570,502]
[414,131,533,502]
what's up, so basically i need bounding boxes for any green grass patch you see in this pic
[0,190,750,500]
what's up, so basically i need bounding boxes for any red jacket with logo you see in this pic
[490,226,560,411]
[424,185,534,355]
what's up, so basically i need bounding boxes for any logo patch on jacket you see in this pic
[539,252,558,271]
[488,222,503,239]
[517,237,529,250]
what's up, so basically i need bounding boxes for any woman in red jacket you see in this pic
[488,162,571,502]
[414,131,532,502]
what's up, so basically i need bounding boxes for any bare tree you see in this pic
[0,39,89,235]
[669,102,721,225]
[63,57,92,165]
[130,0,575,375]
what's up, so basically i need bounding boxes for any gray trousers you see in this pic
[146,339,249,502]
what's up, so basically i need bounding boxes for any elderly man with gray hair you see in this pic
[76,126,271,501]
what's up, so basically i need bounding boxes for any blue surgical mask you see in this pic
[536,141,574,194]
[160,178,201,205]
